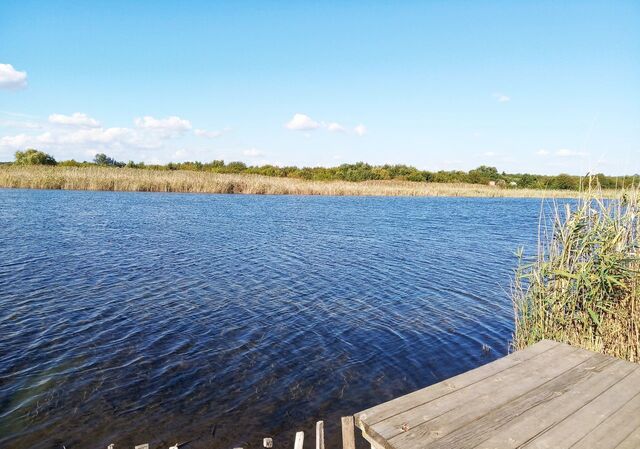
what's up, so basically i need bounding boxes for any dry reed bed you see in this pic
[0,165,595,198]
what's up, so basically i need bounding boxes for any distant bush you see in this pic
[58,159,82,167]
[14,149,57,165]
[548,173,580,190]
[9,151,638,191]
[125,160,146,169]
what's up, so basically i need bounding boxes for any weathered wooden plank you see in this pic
[371,342,584,444]
[356,341,640,449]
[294,431,304,449]
[474,360,637,449]
[316,421,325,449]
[406,354,631,449]
[342,416,356,449]
[359,340,565,445]
[615,426,640,449]
[355,339,558,430]
[565,387,640,449]
[361,429,388,449]
[521,368,640,448]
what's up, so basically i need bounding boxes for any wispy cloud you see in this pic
[134,115,192,133]
[0,63,27,90]
[327,122,346,133]
[354,124,367,136]
[493,92,511,103]
[49,112,101,128]
[243,148,264,157]
[0,118,42,129]
[285,113,321,131]
[443,159,464,166]
[194,128,224,139]
[536,148,588,158]
[0,110,37,118]
[0,114,197,162]
[285,113,366,136]
[555,148,587,157]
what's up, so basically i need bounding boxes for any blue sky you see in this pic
[1,0,638,174]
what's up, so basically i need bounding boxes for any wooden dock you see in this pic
[354,340,640,449]
[107,340,640,449]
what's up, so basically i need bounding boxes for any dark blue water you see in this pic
[0,189,545,449]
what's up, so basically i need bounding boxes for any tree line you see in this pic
[12,148,639,190]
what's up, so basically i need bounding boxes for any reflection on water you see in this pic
[0,189,545,448]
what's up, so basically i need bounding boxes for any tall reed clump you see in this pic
[512,186,639,362]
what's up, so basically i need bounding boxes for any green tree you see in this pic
[517,173,538,188]
[222,161,248,173]
[14,149,57,165]
[468,165,499,184]
[94,153,124,167]
[549,173,579,190]
[125,160,145,168]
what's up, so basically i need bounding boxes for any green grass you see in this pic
[512,186,639,362]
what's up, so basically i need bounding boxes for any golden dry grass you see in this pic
[0,165,608,198]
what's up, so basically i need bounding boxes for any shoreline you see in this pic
[0,165,614,199]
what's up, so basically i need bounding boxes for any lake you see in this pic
[0,189,547,449]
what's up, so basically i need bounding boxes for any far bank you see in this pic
[0,165,611,198]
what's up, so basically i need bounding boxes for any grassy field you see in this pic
[0,165,611,198]
[512,187,639,362]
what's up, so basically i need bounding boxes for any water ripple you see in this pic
[0,190,555,449]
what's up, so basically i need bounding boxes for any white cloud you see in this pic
[327,122,346,133]
[168,147,226,163]
[285,113,366,136]
[194,128,223,138]
[493,93,511,103]
[0,110,36,118]
[555,148,587,157]
[1,133,35,148]
[0,127,138,149]
[354,124,367,136]
[0,112,200,162]
[484,151,497,157]
[0,64,27,90]
[57,127,135,145]
[243,148,264,157]
[49,112,101,128]
[536,148,588,158]
[173,149,188,159]
[285,113,321,131]
[0,119,42,129]
[134,115,192,132]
